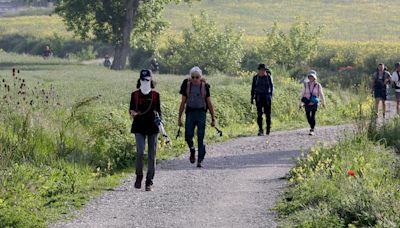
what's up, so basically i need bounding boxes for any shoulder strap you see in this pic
[200,82,206,98]
[397,71,400,82]
[186,78,191,98]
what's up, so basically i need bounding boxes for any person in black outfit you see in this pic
[251,63,274,136]
[372,63,391,118]
[129,69,161,191]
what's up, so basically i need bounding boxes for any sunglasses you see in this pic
[141,78,150,82]
[191,76,200,79]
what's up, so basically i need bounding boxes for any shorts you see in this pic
[396,92,400,101]
[374,90,387,100]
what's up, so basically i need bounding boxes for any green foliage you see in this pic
[262,18,323,70]
[162,12,244,75]
[276,134,400,227]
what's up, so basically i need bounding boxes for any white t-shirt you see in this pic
[391,71,400,93]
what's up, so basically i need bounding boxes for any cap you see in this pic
[140,69,152,80]
[257,63,267,70]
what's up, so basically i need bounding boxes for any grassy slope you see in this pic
[0,1,399,41]
[164,0,400,41]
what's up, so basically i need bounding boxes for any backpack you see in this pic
[394,71,400,89]
[186,78,207,108]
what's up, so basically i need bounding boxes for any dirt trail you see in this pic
[51,124,355,228]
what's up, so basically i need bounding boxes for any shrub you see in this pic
[162,11,244,75]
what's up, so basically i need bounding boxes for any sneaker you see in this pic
[266,128,270,135]
[197,162,203,168]
[189,147,196,164]
[145,180,153,191]
[258,130,264,136]
[134,175,143,189]
[309,129,315,136]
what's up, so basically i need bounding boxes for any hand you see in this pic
[211,118,216,127]
[154,116,162,125]
[129,110,138,119]
[178,118,183,127]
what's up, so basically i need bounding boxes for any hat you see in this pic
[307,70,317,79]
[140,69,152,80]
[257,63,267,70]
[189,66,202,76]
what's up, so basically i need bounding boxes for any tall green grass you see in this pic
[275,118,400,227]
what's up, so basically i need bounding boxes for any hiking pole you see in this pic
[214,126,223,137]
[175,127,181,139]
[154,112,171,146]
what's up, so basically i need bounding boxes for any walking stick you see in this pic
[175,127,181,139]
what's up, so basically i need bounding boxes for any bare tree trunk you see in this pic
[111,0,140,70]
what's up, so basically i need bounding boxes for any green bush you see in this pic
[162,11,244,75]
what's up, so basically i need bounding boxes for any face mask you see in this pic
[140,78,151,95]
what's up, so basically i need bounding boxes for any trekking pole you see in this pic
[214,126,223,137]
[154,112,171,146]
[175,127,181,139]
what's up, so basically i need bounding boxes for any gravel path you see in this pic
[51,124,356,228]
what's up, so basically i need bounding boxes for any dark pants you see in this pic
[256,96,271,132]
[185,110,206,162]
[134,133,158,182]
[305,109,317,129]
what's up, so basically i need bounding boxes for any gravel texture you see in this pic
[51,124,355,228]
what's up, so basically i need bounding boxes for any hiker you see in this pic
[372,63,391,118]
[43,45,53,59]
[103,54,112,68]
[178,66,216,168]
[300,70,325,136]
[149,57,160,74]
[391,62,400,115]
[129,69,161,191]
[251,63,274,136]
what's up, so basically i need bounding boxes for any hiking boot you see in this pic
[197,162,203,168]
[134,175,143,189]
[258,130,264,136]
[189,147,196,164]
[145,180,153,191]
[309,129,315,136]
[266,128,270,135]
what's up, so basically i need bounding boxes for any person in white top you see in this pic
[391,62,400,114]
[300,70,325,136]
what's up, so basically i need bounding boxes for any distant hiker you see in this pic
[43,45,53,59]
[178,66,216,168]
[150,57,160,73]
[129,69,161,191]
[372,63,391,118]
[251,63,274,136]
[300,70,325,136]
[391,62,400,114]
[103,54,112,68]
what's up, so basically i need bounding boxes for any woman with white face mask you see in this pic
[129,69,161,191]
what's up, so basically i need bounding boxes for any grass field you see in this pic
[0,1,400,42]
[164,0,400,41]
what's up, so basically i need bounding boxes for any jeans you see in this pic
[185,110,206,162]
[134,133,158,182]
[256,96,271,132]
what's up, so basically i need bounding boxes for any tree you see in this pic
[263,18,324,69]
[56,0,194,70]
[164,12,244,75]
